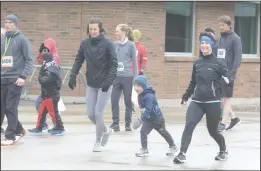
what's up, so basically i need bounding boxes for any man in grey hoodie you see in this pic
[216,15,242,132]
[1,14,34,145]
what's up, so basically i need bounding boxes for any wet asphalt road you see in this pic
[1,121,260,170]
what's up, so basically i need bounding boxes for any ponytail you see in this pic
[117,24,134,42]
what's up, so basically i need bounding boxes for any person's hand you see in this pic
[101,81,111,92]
[68,75,76,90]
[15,78,25,86]
[132,118,143,130]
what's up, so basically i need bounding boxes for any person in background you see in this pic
[1,14,34,145]
[132,75,177,157]
[216,15,242,132]
[35,38,60,130]
[131,29,148,114]
[110,24,138,132]
[28,52,65,135]
[69,18,117,152]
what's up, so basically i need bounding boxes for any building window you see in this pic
[235,3,260,55]
[165,2,194,55]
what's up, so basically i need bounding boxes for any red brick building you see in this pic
[1,2,260,98]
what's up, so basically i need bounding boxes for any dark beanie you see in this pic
[204,27,215,35]
[43,52,53,62]
[5,14,18,26]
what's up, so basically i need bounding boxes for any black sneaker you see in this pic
[42,122,49,131]
[217,123,226,132]
[135,148,149,157]
[173,152,186,164]
[215,150,229,161]
[125,124,132,132]
[226,117,241,131]
[110,123,120,132]
[1,127,4,135]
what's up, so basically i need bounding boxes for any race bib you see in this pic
[117,62,124,72]
[1,56,13,68]
[217,49,226,59]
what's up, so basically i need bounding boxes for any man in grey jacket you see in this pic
[216,15,242,132]
[1,14,34,145]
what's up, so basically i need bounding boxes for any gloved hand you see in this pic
[68,75,76,90]
[132,117,143,130]
[101,80,111,92]
[181,94,188,105]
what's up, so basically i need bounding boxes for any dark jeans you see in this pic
[180,101,226,153]
[1,83,24,140]
[140,118,174,149]
[36,96,64,130]
[111,76,133,125]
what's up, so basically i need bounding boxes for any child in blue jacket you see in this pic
[132,75,177,157]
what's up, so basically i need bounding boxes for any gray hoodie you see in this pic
[216,30,242,80]
[114,39,138,77]
[1,28,34,83]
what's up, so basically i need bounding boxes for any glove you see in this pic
[181,95,188,105]
[132,117,143,130]
[68,75,76,90]
[101,80,111,92]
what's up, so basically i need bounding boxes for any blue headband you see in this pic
[200,36,214,47]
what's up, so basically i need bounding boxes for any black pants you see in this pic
[180,101,226,153]
[111,76,133,125]
[36,96,64,130]
[1,83,24,140]
[140,118,174,149]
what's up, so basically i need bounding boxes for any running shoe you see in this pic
[226,117,241,131]
[125,123,132,132]
[93,142,102,152]
[135,148,149,157]
[101,127,113,147]
[217,123,226,132]
[166,145,178,156]
[42,123,49,131]
[28,128,43,135]
[110,123,120,132]
[1,138,15,146]
[215,150,229,161]
[173,152,187,164]
[48,128,65,136]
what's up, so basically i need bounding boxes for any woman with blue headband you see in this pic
[173,32,231,164]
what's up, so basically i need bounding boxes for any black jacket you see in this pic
[71,34,118,88]
[183,54,231,102]
[38,64,62,99]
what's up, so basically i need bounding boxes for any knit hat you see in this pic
[204,27,215,35]
[43,52,53,62]
[133,29,141,39]
[5,14,18,26]
[134,75,152,89]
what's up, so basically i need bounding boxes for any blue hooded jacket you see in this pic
[134,75,164,122]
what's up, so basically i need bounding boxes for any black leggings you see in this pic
[180,101,226,153]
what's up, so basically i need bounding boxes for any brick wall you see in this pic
[1,2,260,98]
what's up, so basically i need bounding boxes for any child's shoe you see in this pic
[28,128,43,135]
[48,128,65,136]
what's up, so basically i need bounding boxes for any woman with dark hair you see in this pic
[173,32,231,164]
[110,24,138,132]
[68,18,118,152]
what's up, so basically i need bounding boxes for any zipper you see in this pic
[211,81,216,97]
[193,85,197,97]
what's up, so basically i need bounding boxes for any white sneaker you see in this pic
[101,127,113,147]
[93,142,102,152]
[1,139,15,146]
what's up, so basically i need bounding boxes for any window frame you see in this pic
[164,2,196,57]
[235,2,260,58]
